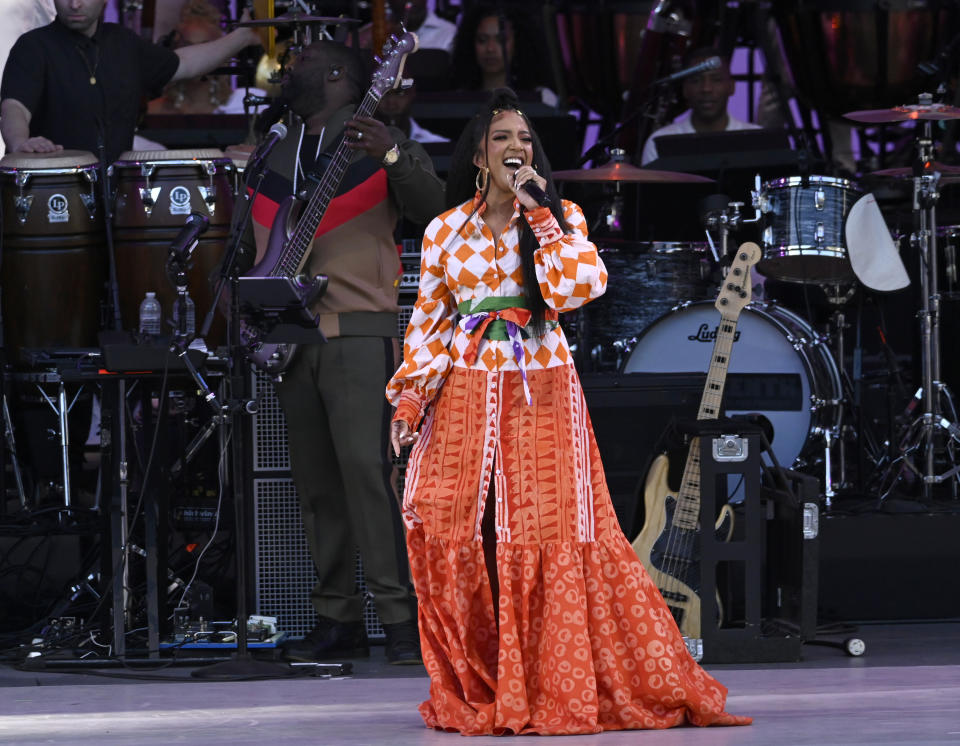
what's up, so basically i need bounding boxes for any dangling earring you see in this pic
[472,166,489,215]
[475,166,489,193]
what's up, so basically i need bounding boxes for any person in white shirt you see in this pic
[641,48,760,165]
[0,0,54,157]
[397,0,457,54]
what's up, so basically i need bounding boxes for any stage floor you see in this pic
[0,622,958,745]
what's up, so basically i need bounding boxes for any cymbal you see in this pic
[237,13,360,28]
[844,103,960,123]
[870,161,960,178]
[553,162,714,184]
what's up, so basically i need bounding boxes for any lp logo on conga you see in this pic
[47,193,69,223]
[169,185,191,215]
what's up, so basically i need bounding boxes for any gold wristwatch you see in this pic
[382,144,400,166]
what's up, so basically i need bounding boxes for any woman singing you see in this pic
[387,88,751,736]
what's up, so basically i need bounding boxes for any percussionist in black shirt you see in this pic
[0,0,260,163]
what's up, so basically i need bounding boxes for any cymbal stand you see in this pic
[900,116,960,498]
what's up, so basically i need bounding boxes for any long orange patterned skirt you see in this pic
[401,364,751,735]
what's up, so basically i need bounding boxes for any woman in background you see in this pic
[449,4,558,106]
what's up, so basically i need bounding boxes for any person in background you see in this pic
[234,40,446,665]
[449,3,558,107]
[387,87,751,735]
[392,0,456,54]
[0,0,259,163]
[0,0,54,157]
[148,0,234,115]
[641,46,761,165]
[376,80,449,144]
[358,0,457,55]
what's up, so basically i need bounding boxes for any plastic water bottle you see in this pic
[172,292,196,336]
[138,291,162,337]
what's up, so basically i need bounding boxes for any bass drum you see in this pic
[623,300,841,468]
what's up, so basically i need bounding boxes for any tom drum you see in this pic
[758,175,862,284]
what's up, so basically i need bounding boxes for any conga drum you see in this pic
[0,150,106,354]
[110,148,235,345]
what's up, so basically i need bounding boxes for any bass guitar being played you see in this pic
[230,36,445,665]
[236,31,444,375]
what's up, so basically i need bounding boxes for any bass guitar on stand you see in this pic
[631,242,761,645]
[241,31,418,374]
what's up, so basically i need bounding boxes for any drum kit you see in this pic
[557,98,960,500]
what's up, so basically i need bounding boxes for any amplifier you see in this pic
[249,307,415,640]
[398,239,421,298]
[581,372,704,538]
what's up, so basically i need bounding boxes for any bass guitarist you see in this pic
[233,40,445,664]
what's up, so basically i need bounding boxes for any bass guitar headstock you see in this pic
[715,242,761,317]
[371,31,419,100]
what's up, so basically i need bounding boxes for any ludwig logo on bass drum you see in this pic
[689,323,741,343]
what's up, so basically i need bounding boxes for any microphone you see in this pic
[169,212,210,265]
[521,181,552,207]
[653,56,723,86]
[243,93,273,108]
[247,122,288,172]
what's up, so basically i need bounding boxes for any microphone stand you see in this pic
[190,146,298,680]
[202,149,269,341]
[94,119,122,332]
[165,237,222,481]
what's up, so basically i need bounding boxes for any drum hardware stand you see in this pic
[803,310,845,509]
[821,297,853,505]
[803,284,873,509]
[189,145,299,680]
[584,148,630,236]
[703,181,762,274]
[164,214,226,479]
[94,127,123,332]
[2,392,28,510]
[891,106,960,499]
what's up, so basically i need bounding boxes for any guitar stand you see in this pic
[687,418,834,663]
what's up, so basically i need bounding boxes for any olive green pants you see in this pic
[275,336,415,625]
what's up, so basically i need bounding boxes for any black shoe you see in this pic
[283,616,369,662]
[383,620,422,665]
